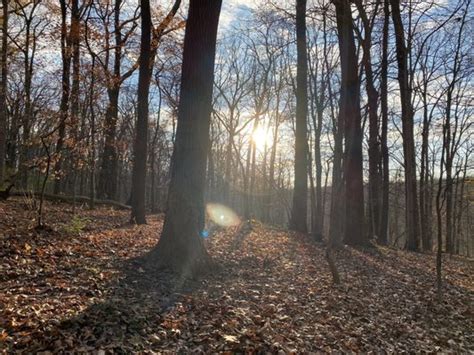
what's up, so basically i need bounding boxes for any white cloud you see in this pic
[219,0,259,32]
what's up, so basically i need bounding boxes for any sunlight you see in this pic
[206,203,240,227]
[251,125,272,151]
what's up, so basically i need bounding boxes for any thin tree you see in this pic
[389,0,420,251]
[379,0,390,245]
[290,0,309,233]
[354,0,382,240]
[54,0,77,195]
[0,0,7,185]
[149,0,222,273]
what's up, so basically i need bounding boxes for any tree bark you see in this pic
[355,0,381,240]
[334,0,366,246]
[149,0,222,274]
[390,0,420,251]
[130,0,152,224]
[54,0,72,195]
[0,0,7,185]
[290,0,309,233]
[379,0,390,245]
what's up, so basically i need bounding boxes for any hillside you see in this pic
[1,198,473,353]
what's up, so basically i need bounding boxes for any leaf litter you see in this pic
[0,198,473,353]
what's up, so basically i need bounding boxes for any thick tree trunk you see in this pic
[149,0,222,274]
[290,0,309,233]
[390,0,420,251]
[334,0,366,246]
[130,0,152,224]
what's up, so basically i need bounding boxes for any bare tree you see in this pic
[149,0,222,273]
[389,0,420,251]
[290,0,309,233]
[334,0,366,246]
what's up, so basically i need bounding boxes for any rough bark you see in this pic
[334,0,366,246]
[130,0,152,224]
[69,0,80,204]
[149,0,222,274]
[54,0,72,195]
[290,0,309,233]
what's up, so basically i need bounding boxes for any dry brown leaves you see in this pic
[0,198,473,353]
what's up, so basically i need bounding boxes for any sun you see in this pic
[251,125,272,151]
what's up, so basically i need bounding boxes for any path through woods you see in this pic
[1,199,473,352]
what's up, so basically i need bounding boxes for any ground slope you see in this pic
[0,198,473,353]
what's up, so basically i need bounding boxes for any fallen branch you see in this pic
[11,191,131,210]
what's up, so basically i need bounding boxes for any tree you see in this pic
[389,0,420,251]
[130,0,182,224]
[441,2,469,253]
[354,0,382,240]
[334,0,366,246]
[130,0,152,224]
[289,0,309,233]
[9,0,45,189]
[0,0,7,185]
[54,0,73,195]
[379,0,390,245]
[149,0,222,273]
[85,0,140,200]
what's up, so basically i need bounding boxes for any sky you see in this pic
[219,0,257,30]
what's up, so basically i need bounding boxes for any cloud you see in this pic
[219,0,258,32]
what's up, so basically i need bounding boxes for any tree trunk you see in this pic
[379,0,390,245]
[98,88,119,200]
[19,18,34,189]
[130,0,152,224]
[98,0,126,201]
[419,79,431,251]
[334,0,366,246]
[149,0,222,274]
[70,0,80,208]
[54,0,72,195]
[355,0,381,241]
[290,0,308,233]
[0,0,7,185]
[390,0,420,251]
[89,59,96,209]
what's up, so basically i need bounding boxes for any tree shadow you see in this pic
[14,253,217,352]
[5,223,473,353]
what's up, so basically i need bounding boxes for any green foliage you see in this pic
[62,216,91,235]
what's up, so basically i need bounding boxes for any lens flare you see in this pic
[206,203,240,227]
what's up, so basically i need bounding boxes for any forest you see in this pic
[0,0,473,352]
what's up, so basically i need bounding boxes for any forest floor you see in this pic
[1,198,473,353]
